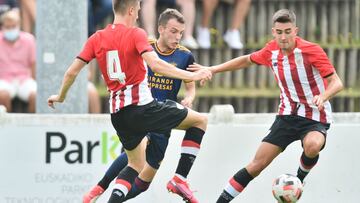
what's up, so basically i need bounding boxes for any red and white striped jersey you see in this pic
[78,24,154,113]
[250,37,335,124]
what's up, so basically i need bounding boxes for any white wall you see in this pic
[0,112,359,203]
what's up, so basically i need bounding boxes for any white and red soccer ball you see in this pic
[272,174,303,203]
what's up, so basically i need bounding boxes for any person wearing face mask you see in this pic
[0,9,36,113]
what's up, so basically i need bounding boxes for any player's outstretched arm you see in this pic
[142,51,212,82]
[188,54,253,74]
[312,72,343,110]
[47,59,87,109]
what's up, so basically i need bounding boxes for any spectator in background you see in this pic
[197,0,251,49]
[18,0,35,33]
[0,9,36,113]
[88,0,113,36]
[0,6,101,113]
[141,0,198,49]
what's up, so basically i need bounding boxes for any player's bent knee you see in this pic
[203,114,208,123]
[194,114,208,130]
[200,114,208,125]
[303,136,324,156]
[304,142,322,157]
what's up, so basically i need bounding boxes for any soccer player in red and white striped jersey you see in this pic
[83,8,203,203]
[189,9,343,202]
[47,1,212,202]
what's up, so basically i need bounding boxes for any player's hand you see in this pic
[188,63,214,86]
[192,68,212,83]
[312,94,325,111]
[47,94,64,109]
[187,63,213,73]
[181,97,193,108]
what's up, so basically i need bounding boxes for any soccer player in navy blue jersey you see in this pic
[83,8,200,203]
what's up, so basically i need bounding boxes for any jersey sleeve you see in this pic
[133,28,153,55]
[77,34,96,63]
[308,45,335,78]
[250,43,272,67]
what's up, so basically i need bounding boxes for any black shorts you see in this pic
[262,115,330,151]
[111,100,188,150]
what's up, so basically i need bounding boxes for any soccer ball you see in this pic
[272,174,303,203]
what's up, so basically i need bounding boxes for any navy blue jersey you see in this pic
[148,39,195,102]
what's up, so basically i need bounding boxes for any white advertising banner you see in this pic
[1,113,360,202]
[0,115,119,203]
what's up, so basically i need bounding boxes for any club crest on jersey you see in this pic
[154,72,163,77]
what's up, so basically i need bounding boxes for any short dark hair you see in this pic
[272,9,296,25]
[158,8,185,27]
[113,0,139,15]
